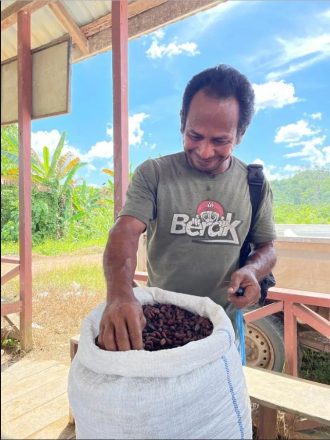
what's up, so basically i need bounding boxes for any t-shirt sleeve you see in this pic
[250,179,277,244]
[118,160,158,226]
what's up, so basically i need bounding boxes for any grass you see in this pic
[300,347,330,385]
[1,236,106,256]
[1,255,106,364]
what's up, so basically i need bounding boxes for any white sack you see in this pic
[68,286,252,439]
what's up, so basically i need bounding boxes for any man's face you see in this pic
[183,90,240,175]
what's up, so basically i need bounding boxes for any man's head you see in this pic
[180,65,255,174]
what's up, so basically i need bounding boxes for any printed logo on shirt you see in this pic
[170,200,242,244]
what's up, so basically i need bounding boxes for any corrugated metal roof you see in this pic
[1,0,222,63]
[1,0,137,62]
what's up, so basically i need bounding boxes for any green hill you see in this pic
[270,168,330,224]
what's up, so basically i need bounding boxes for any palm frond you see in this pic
[61,162,86,193]
[102,168,114,176]
[56,152,75,177]
[1,150,19,164]
[43,146,50,174]
[2,131,19,150]
[60,157,81,178]
[49,131,66,177]
[31,149,44,169]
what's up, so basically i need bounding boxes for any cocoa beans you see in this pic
[142,303,213,351]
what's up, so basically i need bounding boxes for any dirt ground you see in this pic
[1,252,105,367]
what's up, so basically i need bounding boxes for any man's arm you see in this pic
[228,241,277,308]
[98,215,147,351]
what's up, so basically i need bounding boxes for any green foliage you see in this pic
[2,125,328,249]
[1,337,21,354]
[274,204,330,224]
[300,347,330,384]
[271,168,330,224]
[271,168,330,206]
[1,124,19,175]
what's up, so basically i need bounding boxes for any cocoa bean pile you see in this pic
[142,303,213,351]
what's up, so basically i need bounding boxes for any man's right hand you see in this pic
[98,297,146,351]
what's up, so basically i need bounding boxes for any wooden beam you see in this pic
[243,301,284,323]
[81,0,168,39]
[48,2,89,55]
[1,265,20,285]
[1,257,20,264]
[1,0,50,31]
[1,301,22,316]
[17,10,33,352]
[112,0,129,219]
[74,0,223,62]
[293,304,330,338]
[268,288,330,307]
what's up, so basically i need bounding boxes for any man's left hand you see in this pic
[227,267,261,309]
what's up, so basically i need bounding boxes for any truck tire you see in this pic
[245,314,285,372]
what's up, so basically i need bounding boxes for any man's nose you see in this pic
[197,142,214,159]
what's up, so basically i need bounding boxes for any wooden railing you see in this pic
[133,271,330,377]
[1,257,22,316]
[245,288,330,376]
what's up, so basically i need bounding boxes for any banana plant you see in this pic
[1,131,86,193]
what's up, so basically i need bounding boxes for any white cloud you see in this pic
[252,159,307,181]
[283,164,306,173]
[323,146,330,163]
[129,113,149,145]
[146,40,199,59]
[87,163,96,171]
[31,129,84,161]
[31,129,64,156]
[152,29,165,40]
[310,112,322,120]
[266,33,330,80]
[274,120,319,144]
[84,112,150,161]
[253,80,299,112]
[146,27,199,59]
[284,138,329,167]
[83,141,113,161]
[318,9,330,19]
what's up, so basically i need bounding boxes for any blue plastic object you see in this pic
[236,309,246,366]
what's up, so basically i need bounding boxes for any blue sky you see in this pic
[31,0,330,187]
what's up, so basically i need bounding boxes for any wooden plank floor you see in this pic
[1,358,75,439]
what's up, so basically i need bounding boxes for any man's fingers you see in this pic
[114,322,132,351]
[100,324,118,351]
[126,316,144,350]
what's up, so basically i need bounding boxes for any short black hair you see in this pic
[180,64,255,138]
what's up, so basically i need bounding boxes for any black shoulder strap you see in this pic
[247,164,264,226]
[239,164,265,266]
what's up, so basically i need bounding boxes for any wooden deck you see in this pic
[1,358,75,439]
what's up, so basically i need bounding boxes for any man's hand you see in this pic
[98,297,146,351]
[227,267,261,309]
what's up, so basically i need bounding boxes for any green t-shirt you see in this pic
[120,152,276,312]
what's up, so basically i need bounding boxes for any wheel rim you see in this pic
[245,323,275,369]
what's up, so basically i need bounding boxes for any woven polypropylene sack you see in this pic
[68,286,252,439]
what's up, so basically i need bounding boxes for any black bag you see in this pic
[239,164,276,305]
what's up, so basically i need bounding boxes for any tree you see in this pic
[1,129,86,241]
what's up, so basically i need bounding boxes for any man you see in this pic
[98,64,277,351]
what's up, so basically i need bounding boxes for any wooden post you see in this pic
[284,301,298,376]
[112,0,129,219]
[17,10,33,351]
[257,406,278,440]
